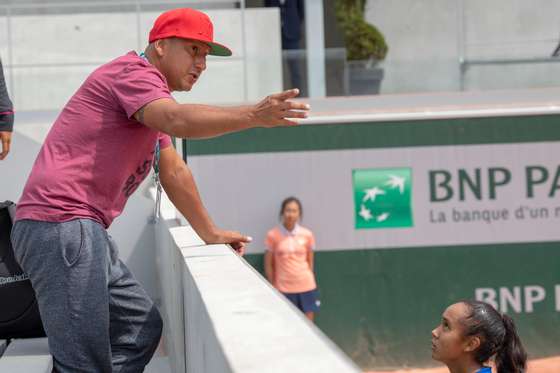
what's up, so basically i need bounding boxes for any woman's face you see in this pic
[431,302,475,364]
[282,201,301,227]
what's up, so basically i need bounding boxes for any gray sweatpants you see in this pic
[11,218,163,373]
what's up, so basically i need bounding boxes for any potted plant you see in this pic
[335,0,388,95]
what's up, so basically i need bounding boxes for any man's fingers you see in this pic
[284,101,310,111]
[225,232,249,256]
[229,241,246,256]
[270,88,300,101]
[283,110,308,119]
[237,235,252,243]
[225,231,252,244]
[279,101,310,112]
[276,102,309,119]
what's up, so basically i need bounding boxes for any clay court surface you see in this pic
[365,356,560,373]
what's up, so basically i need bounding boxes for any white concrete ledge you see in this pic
[178,243,361,373]
[154,190,360,373]
[0,338,52,373]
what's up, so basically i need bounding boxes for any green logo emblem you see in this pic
[352,168,413,229]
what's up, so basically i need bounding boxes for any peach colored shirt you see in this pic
[265,224,316,293]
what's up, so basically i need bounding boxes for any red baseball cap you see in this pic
[149,8,232,57]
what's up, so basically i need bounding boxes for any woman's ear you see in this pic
[464,335,481,353]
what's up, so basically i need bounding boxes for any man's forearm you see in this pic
[160,163,217,242]
[169,104,255,139]
[138,89,307,139]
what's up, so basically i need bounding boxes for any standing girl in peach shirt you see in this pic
[265,197,320,321]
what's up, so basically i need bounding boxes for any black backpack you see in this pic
[0,201,45,339]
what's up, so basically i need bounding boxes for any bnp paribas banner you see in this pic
[349,142,559,246]
[189,141,560,253]
[352,163,559,230]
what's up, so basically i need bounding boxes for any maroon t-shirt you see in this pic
[16,52,173,228]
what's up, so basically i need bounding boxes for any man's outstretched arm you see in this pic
[134,88,309,139]
[158,146,250,253]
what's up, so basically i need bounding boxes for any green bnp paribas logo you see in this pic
[352,168,413,229]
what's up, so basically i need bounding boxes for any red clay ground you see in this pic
[365,356,560,373]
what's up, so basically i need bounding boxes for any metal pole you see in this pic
[304,0,326,97]
[135,0,142,52]
[240,0,249,101]
[457,0,466,91]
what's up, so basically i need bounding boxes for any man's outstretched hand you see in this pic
[204,229,252,256]
[0,131,11,160]
[252,88,310,127]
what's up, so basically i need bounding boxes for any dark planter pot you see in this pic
[346,60,384,95]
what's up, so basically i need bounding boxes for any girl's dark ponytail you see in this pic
[495,313,527,373]
[461,300,528,373]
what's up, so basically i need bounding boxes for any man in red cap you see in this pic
[11,8,309,373]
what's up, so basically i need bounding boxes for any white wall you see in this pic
[2,7,282,110]
[365,0,560,93]
[463,0,560,59]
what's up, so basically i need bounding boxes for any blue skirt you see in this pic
[282,288,321,313]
